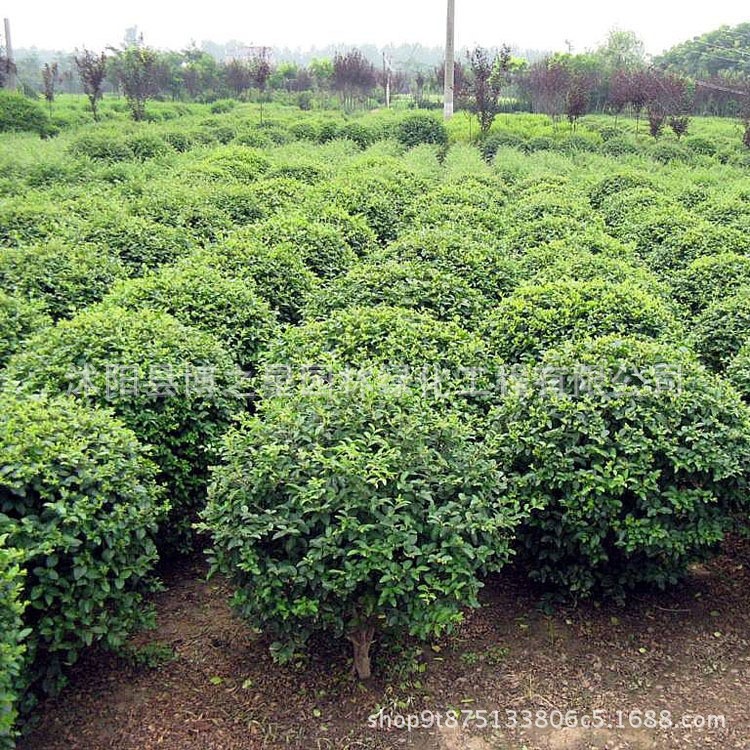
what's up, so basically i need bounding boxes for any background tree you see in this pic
[41,62,58,113]
[434,59,468,106]
[181,46,220,100]
[628,68,651,133]
[414,71,426,106]
[153,50,186,100]
[270,61,299,92]
[466,45,512,137]
[112,45,159,121]
[332,49,376,109]
[250,48,272,123]
[566,73,590,127]
[308,57,333,91]
[642,69,693,139]
[656,22,750,78]
[664,73,693,138]
[291,67,313,92]
[608,69,632,121]
[596,29,646,72]
[523,57,572,125]
[224,59,251,98]
[74,49,107,121]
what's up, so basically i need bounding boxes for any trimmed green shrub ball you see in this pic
[264,304,485,373]
[103,260,278,370]
[197,236,319,324]
[68,131,135,162]
[0,540,26,749]
[526,247,669,300]
[597,189,674,232]
[0,194,75,248]
[691,288,750,372]
[650,141,692,165]
[6,307,244,550]
[607,205,700,259]
[304,260,488,324]
[246,214,358,279]
[260,306,490,405]
[320,164,426,243]
[187,146,271,182]
[482,280,680,362]
[588,172,658,209]
[299,204,378,257]
[244,176,310,215]
[131,184,235,243]
[0,241,127,320]
[507,194,597,225]
[599,137,640,157]
[75,213,195,271]
[488,336,750,599]
[0,92,49,135]
[0,292,50,367]
[645,222,750,275]
[480,131,524,161]
[407,177,509,219]
[673,254,750,315]
[124,132,172,161]
[201,380,519,677]
[394,113,449,149]
[381,227,523,302]
[0,389,164,705]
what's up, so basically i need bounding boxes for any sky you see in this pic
[5,0,749,56]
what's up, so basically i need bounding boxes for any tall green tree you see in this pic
[596,29,646,72]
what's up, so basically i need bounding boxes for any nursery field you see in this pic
[3,101,750,750]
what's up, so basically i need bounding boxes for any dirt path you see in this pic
[19,540,750,750]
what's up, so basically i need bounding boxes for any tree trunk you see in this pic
[347,625,375,680]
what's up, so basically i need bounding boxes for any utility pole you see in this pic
[4,18,16,91]
[443,0,455,119]
[382,51,391,108]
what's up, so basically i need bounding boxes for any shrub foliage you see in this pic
[201,381,520,678]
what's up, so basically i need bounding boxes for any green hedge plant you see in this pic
[74,212,195,272]
[394,113,449,149]
[488,336,750,599]
[259,305,494,410]
[201,380,520,678]
[194,237,319,324]
[0,292,50,367]
[691,287,750,371]
[304,260,488,324]
[0,540,26,750]
[672,253,750,315]
[103,260,278,370]
[0,241,127,320]
[380,227,523,302]
[482,280,680,362]
[245,214,358,279]
[6,307,243,550]
[0,389,164,708]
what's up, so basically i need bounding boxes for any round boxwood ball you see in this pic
[487,336,750,599]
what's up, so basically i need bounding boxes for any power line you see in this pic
[692,40,750,61]
[696,79,749,97]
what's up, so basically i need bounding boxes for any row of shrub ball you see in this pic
[3,109,750,740]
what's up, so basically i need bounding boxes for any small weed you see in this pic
[117,641,176,669]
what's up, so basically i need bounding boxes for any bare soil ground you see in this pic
[19,538,750,750]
